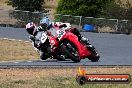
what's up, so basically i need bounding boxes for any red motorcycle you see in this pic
[47,26,100,62]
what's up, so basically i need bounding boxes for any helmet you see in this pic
[40,16,51,25]
[25,22,36,35]
[40,16,51,30]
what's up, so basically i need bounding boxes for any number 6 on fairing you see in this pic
[41,33,48,43]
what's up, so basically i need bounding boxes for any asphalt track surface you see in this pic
[0,27,132,67]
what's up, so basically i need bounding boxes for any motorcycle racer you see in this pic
[25,16,97,60]
[25,22,51,60]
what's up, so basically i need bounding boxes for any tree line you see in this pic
[8,0,132,20]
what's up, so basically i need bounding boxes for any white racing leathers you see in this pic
[29,31,50,58]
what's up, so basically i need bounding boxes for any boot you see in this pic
[81,36,95,51]
[81,36,89,43]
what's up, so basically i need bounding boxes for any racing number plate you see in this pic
[41,32,47,43]
[57,30,66,40]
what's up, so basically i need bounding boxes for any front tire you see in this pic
[53,54,66,61]
[40,52,49,60]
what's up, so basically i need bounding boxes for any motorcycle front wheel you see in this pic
[53,53,66,61]
[40,52,49,60]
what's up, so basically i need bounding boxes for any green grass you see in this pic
[0,76,131,88]
[0,68,131,88]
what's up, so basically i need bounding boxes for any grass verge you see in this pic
[0,67,131,88]
[0,39,39,61]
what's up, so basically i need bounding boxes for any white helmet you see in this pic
[25,22,36,35]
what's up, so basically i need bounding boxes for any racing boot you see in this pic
[81,36,96,52]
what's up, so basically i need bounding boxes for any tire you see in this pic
[60,44,80,63]
[52,48,66,61]
[53,54,66,61]
[40,52,49,60]
[89,54,100,62]
[88,49,100,62]
[82,42,100,62]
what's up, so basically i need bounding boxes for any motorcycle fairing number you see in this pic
[57,30,66,40]
[41,33,47,43]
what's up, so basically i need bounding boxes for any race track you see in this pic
[0,27,132,67]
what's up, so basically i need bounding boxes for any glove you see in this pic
[59,24,67,28]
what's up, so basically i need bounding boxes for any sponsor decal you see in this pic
[76,67,131,85]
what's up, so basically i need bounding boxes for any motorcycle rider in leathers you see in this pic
[26,17,95,60]
[25,22,52,60]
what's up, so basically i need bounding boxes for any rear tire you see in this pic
[60,44,80,63]
[83,42,100,62]
[88,54,100,62]
[88,49,100,62]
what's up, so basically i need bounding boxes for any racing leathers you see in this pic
[29,26,51,60]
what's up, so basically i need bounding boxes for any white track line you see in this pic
[27,61,33,62]
[0,38,29,43]
[14,62,19,63]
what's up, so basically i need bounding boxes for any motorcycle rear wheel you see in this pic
[60,44,80,63]
[88,49,100,62]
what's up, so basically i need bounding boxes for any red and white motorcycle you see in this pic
[37,24,100,62]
